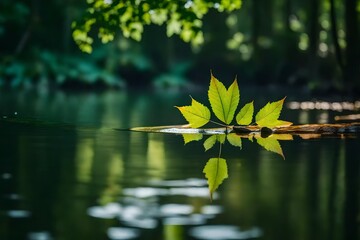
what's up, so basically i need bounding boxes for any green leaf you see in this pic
[208,74,239,124]
[203,157,228,200]
[255,97,291,128]
[204,135,217,151]
[203,134,226,151]
[227,133,242,148]
[217,134,226,144]
[182,133,203,144]
[236,101,254,125]
[176,97,210,128]
[255,135,285,159]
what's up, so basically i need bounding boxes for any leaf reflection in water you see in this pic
[181,131,292,198]
[131,125,295,199]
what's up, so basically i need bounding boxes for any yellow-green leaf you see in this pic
[204,135,217,151]
[255,135,285,159]
[236,101,254,125]
[208,74,239,124]
[203,134,226,151]
[227,133,242,148]
[255,97,287,128]
[176,97,210,128]
[217,134,226,144]
[203,158,228,200]
[182,133,203,144]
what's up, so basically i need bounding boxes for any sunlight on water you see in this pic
[149,178,207,187]
[6,210,31,218]
[86,178,228,238]
[28,231,53,240]
[123,187,169,198]
[164,215,207,225]
[160,204,193,216]
[287,100,360,111]
[87,203,122,219]
[190,225,263,239]
[107,227,140,240]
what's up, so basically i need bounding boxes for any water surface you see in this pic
[0,89,359,240]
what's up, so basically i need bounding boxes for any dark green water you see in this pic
[0,90,359,240]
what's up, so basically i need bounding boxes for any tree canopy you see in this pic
[72,0,242,53]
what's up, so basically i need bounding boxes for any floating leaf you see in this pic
[208,74,239,124]
[255,97,292,128]
[203,158,228,200]
[182,133,203,144]
[227,133,242,148]
[176,97,210,128]
[204,135,217,151]
[255,135,285,159]
[236,101,254,125]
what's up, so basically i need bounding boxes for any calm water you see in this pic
[0,89,359,240]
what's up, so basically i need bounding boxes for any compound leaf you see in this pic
[203,157,228,200]
[208,74,239,124]
[176,97,210,128]
[236,101,254,125]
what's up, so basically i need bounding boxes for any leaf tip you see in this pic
[209,191,213,202]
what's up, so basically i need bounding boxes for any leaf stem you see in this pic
[210,120,228,127]
[218,141,222,159]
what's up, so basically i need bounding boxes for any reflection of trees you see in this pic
[223,136,359,240]
[2,91,358,239]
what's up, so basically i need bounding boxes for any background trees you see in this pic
[0,0,359,93]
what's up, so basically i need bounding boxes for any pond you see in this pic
[0,89,359,240]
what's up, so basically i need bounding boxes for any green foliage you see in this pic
[176,97,211,128]
[255,135,285,159]
[203,157,228,200]
[0,50,127,89]
[176,72,293,198]
[72,0,242,53]
[203,134,226,151]
[182,133,203,144]
[255,98,292,128]
[236,101,254,125]
[226,133,242,148]
[208,73,239,124]
[177,73,292,129]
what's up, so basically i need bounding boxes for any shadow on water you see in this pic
[0,90,359,240]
